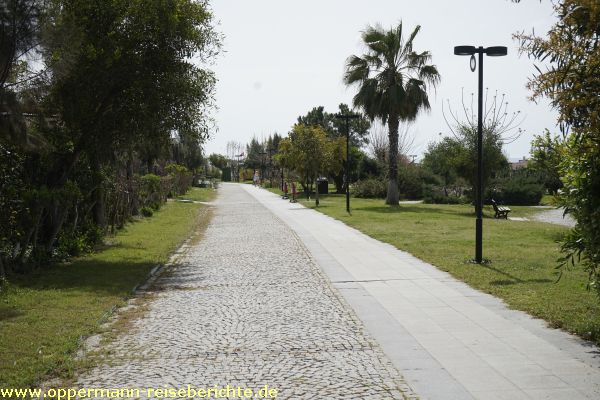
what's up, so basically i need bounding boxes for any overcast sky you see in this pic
[205,0,559,161]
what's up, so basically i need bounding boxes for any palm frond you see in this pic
[362,25,388,55]
[343,55,369,84]
[418,64,441,87]
[344,20,440,124]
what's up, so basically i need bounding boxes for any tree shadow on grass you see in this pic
[8,259,155,296]
[352,204,477,218]
[0,307,24,322]
[481,263,554,286]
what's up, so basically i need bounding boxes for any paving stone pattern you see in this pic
[76,186,417,399]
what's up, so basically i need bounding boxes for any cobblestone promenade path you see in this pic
[76,184,417,399]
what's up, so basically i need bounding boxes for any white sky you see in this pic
[205,0,559,161]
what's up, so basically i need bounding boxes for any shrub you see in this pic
[57,231,92,258]
[423,184,466,204]
[398,165,438,200]
[165,163,192,196]
[487,176,544,205]
[357,155,383,179]
[353,179,387,198]
[140,174,163,210]
[397,166,423,200]
[140,206,154,217]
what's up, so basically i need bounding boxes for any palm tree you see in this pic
[344,22,440,205]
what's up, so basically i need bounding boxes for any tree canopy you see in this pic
[516,0,600,295]
[277,124,345,194]
[344,21,440,205]
[0,0,220,276]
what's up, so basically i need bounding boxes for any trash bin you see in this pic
[317,178,328,195]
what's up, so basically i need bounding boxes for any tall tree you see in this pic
[245,136,265,170]
[516,0,600,295]
[344,21,440,205]
[0,0,43,146]
[529,129,564,195]
[278,124,345,196]
[208,153,228,170]
[42,0,219,226]
[422,126,509,195]
[296,103,370,192]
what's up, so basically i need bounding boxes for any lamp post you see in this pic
[454,45,507,263]
[335,113,360,213]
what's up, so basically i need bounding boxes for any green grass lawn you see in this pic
[539,193,558,206]
[0,187,216,387]
[284,192,599,344]
[176,186,216,202]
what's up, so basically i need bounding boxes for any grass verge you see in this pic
[0,187,216,387]
[294,193,600,344]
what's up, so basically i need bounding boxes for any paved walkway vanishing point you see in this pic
[76,183,417,399]
[77,183,600,400]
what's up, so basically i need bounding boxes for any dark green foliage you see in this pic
[422,127,509,198]
[297,104,372,193]
[208,153,228,170]
[344,21,440,205]
[221,167,232,182]
[0,0,219,275]
[422,184,465,204]
[165,163,193,197]
[529,129,564,194]
[56,230,91,258]
[297,104,371,147]
[140,206,154,217]
[487,176,544,206]
[356,154,382,180]
[1,1,43,147]
[397,164,437,200]
[353,179,387,199]
[140,174,164,211]
[245,137,265,170]
[517,0,600,295]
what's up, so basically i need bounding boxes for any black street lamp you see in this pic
[335,113,360,213]
[454,45,507,263]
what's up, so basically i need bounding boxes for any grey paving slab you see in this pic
[75,183,417,399]
[243,184,600,400]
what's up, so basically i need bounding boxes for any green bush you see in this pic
[165,163,192,196]
[140,174,163,210]
[353,179,387,198]
[423,184,466,204]
[140,206,154,217]
[487,177,544,205]
[356,155,382,179]
[57,231,92,258]
[398,165,438,200]
[398,166,423,200]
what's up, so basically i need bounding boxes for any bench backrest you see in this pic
[491,199,500,211]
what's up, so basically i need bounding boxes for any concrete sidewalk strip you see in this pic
[243,184,600,400]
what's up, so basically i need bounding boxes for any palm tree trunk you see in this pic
[385,116,400,205]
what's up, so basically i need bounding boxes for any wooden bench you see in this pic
[491,199,511,219]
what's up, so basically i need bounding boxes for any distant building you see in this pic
[510,157,529,170]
